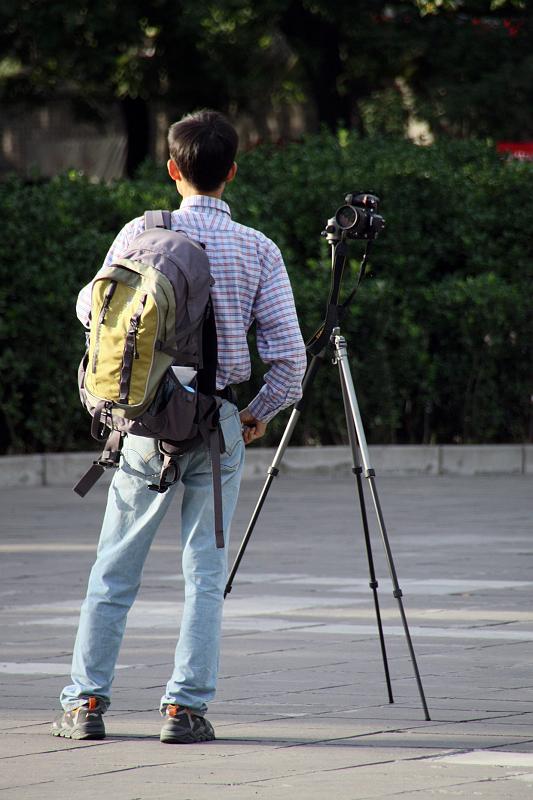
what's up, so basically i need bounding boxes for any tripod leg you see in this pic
[333,330,431,721]
[224,351,325,597]
[339,365,394,704]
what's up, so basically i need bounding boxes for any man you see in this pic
[51,109,307,744]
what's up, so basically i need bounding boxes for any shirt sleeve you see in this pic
[247,240,307,423]
[76,217,145,326]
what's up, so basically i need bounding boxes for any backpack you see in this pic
[73,210,227,548]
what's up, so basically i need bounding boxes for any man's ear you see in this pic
[225,162,238,184]
[167,159,181,182]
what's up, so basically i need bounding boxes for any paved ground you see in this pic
[0,471,532,799]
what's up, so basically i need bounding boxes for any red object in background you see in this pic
[497,142,533,161]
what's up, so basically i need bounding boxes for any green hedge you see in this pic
[0,135,531,453]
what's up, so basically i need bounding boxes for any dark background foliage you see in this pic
[1,2,530,174]
[1,135,531,454]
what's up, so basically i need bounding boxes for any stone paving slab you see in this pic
[0,473,532,798]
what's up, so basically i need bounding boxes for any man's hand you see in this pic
[239,408,267,445]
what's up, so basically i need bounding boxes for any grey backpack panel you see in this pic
[121,228,213,328]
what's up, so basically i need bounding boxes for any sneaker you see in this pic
[50,696,106,740]
[160,704,215,744]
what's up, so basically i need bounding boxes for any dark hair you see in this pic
[168,110,239,192]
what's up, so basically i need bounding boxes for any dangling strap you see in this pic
[209,428,224,549]
[73,430,123,497]
[91,400,113,441]
[197,396,225,548]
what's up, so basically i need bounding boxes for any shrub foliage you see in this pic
[1,135,531,453]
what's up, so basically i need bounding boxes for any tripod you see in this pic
[225,212,431,721]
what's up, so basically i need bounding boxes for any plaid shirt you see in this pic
[76,195,306,422]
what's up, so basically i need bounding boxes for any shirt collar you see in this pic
[180,195,231,217]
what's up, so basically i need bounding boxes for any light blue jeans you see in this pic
[61,400,245,715]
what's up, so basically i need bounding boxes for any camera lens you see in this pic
[335,205,358,230]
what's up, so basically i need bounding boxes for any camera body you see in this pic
[335,193,385,240]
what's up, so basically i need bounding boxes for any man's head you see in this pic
[167,109,239,196]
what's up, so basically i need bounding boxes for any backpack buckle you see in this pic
[94,430,123,469]
[94,449,121,469]
[73,431,123,498]
[148,455,180,493]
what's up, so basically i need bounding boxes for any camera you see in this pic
[335,193,385,239]
[323,193,385,242]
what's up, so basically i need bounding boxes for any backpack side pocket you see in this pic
[135,371,198,442]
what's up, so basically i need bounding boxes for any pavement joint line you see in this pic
[0,740,114,760]
[243,646,309,655]
[0,780,56,792]
[464,641,528,651]
[269,724,436,750]
[210,681,382,701]
[355,770,530,800]
[300,753,521,789]
[222,622,328,635]
[221,658,354,679]
[469,620,521,628]
[426,695,533,704]
[485,738,533,749]
[75,761,180,781]
[78,761,241,786]
[214,712,358,727]
[0,721,54,732]
[185,749,458,787]
[419,715,533,727]
[332,711,516,728]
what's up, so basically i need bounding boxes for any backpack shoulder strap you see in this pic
[144,210,172,230]
[196,296,218,394]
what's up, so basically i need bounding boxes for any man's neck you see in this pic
[179,184,224,200]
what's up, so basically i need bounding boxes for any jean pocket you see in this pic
[220,408,244,473]
[121,435,162,479]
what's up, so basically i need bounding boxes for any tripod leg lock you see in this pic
[369,580,378,589]
[352,466,363,475]
[393,588,403,599]
[365,468,376,478]
[267,467,280,477]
